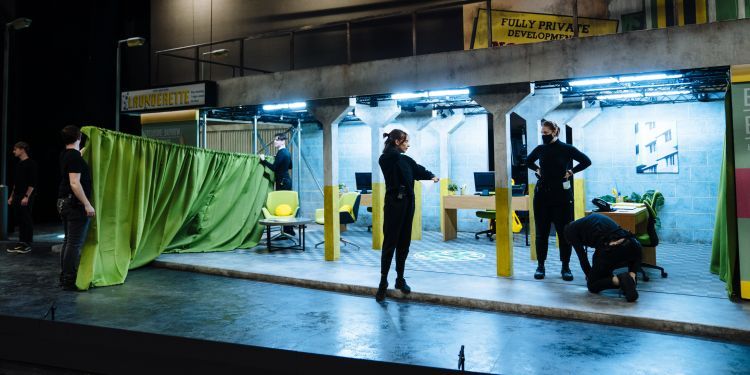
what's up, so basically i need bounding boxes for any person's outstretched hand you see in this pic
[432,177,440,183]
[259,154,266,161]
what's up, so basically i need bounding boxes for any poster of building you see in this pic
[635,120,679,174]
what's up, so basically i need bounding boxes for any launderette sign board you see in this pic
[121,82,217,112]
[471,9,618,48]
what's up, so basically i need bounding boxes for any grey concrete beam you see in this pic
[218,19,750,107]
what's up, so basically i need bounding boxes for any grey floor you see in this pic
[2,246,750,374]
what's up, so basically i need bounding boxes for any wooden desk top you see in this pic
[443,194,529,211]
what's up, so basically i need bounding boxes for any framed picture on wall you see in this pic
[634,120,679,174]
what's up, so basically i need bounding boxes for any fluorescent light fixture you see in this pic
[428,89,470,97]
[569,77,617,87]
[202,48,229,57]
[619,73,682,82]
[391,92,428,100]
[262,102,306,111]
[644,90,691,97]
[596,92,643,100]
[57,234,65,239]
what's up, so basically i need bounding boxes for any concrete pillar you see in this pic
[428,110,466,233]
[308,98,354,261]
[511,87,563,261]
[355,100,400,249]
[566,100,602,219]
[472,83,531,277]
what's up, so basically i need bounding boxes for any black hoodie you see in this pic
[378,147,434,198]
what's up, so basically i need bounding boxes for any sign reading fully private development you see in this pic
[121,82,216,112]
[472,9,618,48]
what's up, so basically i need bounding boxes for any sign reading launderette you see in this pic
[121,82,216,112]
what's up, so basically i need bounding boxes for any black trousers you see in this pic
[11,194,34,244]
[380,195,415,278]
[276,177,295,235]
[58,199,91,284]
[587,247,642,293]
[533,191,574,266]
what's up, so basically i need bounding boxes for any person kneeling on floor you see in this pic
[563,213,643,302]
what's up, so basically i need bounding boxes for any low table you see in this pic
[259,217,313,251]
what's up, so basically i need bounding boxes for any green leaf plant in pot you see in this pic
[447,183,459,195]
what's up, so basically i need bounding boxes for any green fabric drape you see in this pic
[76,127,273,290]
[710,92,739,298]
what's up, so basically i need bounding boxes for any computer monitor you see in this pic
[474,172,495,196]
[355,172,372,193]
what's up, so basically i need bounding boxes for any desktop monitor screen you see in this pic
[355,172,372,192]
[474,172,495,195]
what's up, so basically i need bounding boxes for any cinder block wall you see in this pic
[581,101,724,243]
[297,112,490,233]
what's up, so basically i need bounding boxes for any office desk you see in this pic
[585,206,657,264]
[441,195,529,241]
[585,206,648,234]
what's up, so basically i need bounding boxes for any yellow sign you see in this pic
[472,9,618,48]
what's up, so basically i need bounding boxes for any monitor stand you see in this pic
[481,189,489,196]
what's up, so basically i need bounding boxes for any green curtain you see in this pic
[710,92,739,298]
[76,127,273,290]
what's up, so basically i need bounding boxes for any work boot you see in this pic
[616,272,638,302]
[561,267,574,281]
[534,265,546,280]
[375,280,388,302]
[395,277,411,294]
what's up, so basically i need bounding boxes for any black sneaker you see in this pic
[395,277,411,294]
[375,281,388,302]
[534,266,545,280]
[617,272,638,302]
[561,267,574,281]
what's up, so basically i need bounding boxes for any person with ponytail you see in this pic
[526,120,591,281]
[375,129,439,302]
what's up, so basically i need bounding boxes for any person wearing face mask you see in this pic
[375,129,439,302]
[526,120,591,281]
[564,213,642,302]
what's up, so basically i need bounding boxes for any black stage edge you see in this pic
[0,314,482,374]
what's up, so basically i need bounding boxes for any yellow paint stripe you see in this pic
[695,0,707,23]
[412,181,422,240]
[742,280,750,300]
[574,178,586,220]
[676,0,685,25]
[439,178,450,234]
[657,0,667,28]
[371,182,385,250]
[528,183,537,261]
[323,185,340,261]
[495,187,513,277]
[731,64,750,83]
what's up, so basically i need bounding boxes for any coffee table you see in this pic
[259,217,313,251]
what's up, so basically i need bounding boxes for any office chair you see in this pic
[474,210,523,241]
[634,199,668,281]
[261,190,299,241]
[315,192,362,250]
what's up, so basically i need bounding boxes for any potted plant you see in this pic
[338,183,348,193]
[447,183,458,195]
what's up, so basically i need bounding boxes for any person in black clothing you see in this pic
[260,132,295,236]
[6,141,38,254]
[375,129,439,302]
[527,120,591,281]
[564,213,642,302]
[57,126,95,291]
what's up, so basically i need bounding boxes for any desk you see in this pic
[441,195,529,241]
[585,206,648,234]
[259,217,312,251]
[585,206,657,265]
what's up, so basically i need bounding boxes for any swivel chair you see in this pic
[315,192,362,250]
[634,199,668,281]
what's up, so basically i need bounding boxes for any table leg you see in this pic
[442,208,458,241]
[266,225,271,251]
[300,224,306,251]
